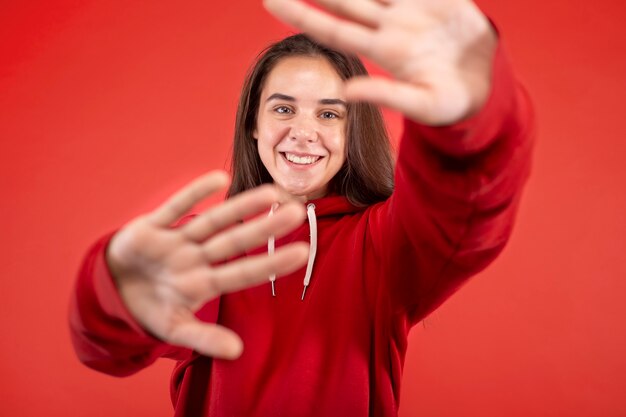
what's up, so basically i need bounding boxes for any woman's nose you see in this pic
[289,120,318,143]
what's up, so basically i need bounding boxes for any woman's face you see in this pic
[254,56,347,201]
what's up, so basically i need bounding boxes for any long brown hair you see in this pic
[227,34,394,207]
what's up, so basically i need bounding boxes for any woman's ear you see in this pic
[252,128,258,140]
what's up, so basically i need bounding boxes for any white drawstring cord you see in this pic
[268,203,317,300]
[268,204,277,296]
[302,203,317,300]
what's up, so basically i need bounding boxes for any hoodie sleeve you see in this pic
[68,233,186,376]
[370,39,535,325]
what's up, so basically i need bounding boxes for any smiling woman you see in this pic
[228,34,394,207]
[254,56,348,201]
[69,1,534,416]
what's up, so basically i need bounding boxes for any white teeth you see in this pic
[284,153,321,165]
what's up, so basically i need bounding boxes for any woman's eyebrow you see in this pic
[266,93,346,108]
[267,93,295,102]
[319,98,347,107]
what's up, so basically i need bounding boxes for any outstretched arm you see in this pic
[69,171,309,375]
[264,0,534,323]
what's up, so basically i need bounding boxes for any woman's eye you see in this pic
[275,106,292,114]
[320,111,338,119]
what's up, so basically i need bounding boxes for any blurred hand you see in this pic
[264,0,497,126]
[106,171,308,359]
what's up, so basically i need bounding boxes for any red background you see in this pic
[1,0,625,416]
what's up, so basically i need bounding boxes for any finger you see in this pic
[167,317,244,359]
[180,184,283,242]
[147,171,230,227]
[313,0,384,28]
[202,202,306,263]
[345,75,444,125]
[208,242,309,296]
[264,0,375,56]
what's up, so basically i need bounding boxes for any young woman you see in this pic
[70,0,534,416]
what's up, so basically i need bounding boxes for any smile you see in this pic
[282,152,322,165]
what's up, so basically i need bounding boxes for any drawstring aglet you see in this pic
[268,203,278,297]
[301,285,308,301]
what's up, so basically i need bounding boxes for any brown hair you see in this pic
[227,34,394,207]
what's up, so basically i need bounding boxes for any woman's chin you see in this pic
[278,183,327,202]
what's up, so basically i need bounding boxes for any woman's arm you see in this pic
[264,0,534,323]
[377,42,534,323]
[69,171,309,375]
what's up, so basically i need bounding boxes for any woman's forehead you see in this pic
[261,56,345,101]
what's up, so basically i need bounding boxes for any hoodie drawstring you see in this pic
[302,203,317,300]
[268,204,277,296]
[268,203,317,300]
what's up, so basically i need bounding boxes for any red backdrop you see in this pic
[1,0,625,416]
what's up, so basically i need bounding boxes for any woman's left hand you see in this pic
[263,0,497,126]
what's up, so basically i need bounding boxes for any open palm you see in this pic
[264,0,497,126]
[107,171,308,359]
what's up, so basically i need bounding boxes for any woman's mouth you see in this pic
[281,152,322,165]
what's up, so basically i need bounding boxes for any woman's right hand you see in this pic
[106,171,308,359]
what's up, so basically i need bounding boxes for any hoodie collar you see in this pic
[303,194,364,217]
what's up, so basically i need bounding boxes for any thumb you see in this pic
[345,76,429,121]
[345,75,474,126]
[166,317,244,359]
[346,75,449,125]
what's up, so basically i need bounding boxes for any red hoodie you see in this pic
[69,41,534,416]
